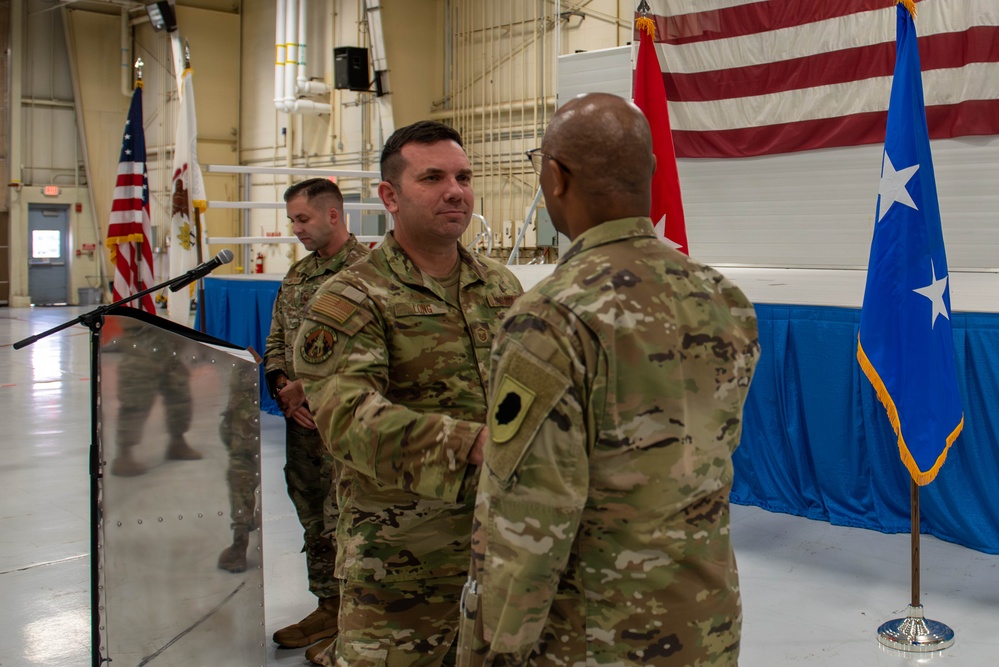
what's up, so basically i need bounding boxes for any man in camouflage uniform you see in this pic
[110,322,200,477]
[262,178,370,657]
[293,121,522,667]
[460,94,761,666]
[216,356,262,573]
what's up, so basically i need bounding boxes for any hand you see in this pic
[289,405,317,430]
[276,379,308,417]
[468,428,488,466]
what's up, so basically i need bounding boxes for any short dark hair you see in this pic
[283,178,344,209]
[380,120,464,183]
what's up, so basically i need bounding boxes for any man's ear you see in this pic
[548,160,569,199]
[329,207,341,226]
[378,181,399,214]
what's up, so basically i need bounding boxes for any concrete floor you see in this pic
[2,305,997,666]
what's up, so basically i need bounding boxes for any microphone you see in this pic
[168,249,235,292]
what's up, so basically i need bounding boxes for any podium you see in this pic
[96,308,264,664]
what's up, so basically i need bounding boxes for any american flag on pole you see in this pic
[166,66,207,325]
[105,83,156,314]
[636,0,999,158]
[857,0,964,486]
[634,4,688,255]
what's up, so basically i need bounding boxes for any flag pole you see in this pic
[859,1,957,652]
[910,479,919,610]
[133,58,148,308]
[876,481,953,651]
[194,205,206,332]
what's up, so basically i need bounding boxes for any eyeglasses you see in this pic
[525,148,570,175]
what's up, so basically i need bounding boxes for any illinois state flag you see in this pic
[634,9,687,254]
[857,1,963,486]
[167,67,208,325]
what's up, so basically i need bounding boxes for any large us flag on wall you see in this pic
[638,0,999,158]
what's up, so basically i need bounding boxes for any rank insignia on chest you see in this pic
[300,324,337,364]
[490,374,536,444]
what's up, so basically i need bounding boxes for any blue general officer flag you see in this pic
[857,1,963,486]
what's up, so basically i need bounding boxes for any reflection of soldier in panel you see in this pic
[263,178,371,658]
[217,360,261,573]
[294,121,522,667]
[110,323,201,477]
[461,94,761,666]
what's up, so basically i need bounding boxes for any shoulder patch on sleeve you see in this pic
[486,340,570,485]
[313,293,357,324]
[491,375,536,444]
[299,324,337,365]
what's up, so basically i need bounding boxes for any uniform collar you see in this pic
[311,234,360,275]
[559,217,656,265]
[381,231,488,289]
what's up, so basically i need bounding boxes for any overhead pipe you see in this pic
[275,0,330,115]
[296,0,331,97]
[283,0,298,110]
[275,0,287,111]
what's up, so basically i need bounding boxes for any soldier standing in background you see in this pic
[216,357,262,574]
[110,323,200,477]
[261,178,370,660]
[293,121,522,667]
[460,93,761,666]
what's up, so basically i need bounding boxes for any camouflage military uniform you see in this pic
[217,358,262,572]
[115,324,192,451]
[264,235,370,598]
[293,231,522,666]
[462,217,760,666]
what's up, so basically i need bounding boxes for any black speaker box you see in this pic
[334,47,370,91]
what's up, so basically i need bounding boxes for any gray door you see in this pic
[28,204,70,305]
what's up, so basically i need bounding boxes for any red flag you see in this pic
[105,84,156,314]
[634,14,688,255]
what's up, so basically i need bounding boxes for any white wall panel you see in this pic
[558,46,631,106]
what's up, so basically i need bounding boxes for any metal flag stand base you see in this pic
[876,481,955,654]
[877,604,955,652]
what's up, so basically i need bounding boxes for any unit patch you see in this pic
[300,324,337,364]
[490,374,536,444]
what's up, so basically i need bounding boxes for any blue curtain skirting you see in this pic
[203,277,999,554]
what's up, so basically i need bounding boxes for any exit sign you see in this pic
[43,185,60,196]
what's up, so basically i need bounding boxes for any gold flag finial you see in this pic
[134,57,144,88]
[636,0,656,38]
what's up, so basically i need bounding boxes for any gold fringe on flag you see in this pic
[105,235,147,263]
[896,0,917,18]
[857,336,962,486]
[636,15,656,39]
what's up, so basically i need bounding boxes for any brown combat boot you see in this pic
[110,450,146,477]
[304,635,336,666]
[273,597,339,649]
[165,436,203,461]
[217,528,249,573]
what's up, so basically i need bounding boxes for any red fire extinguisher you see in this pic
[255,252,264,274]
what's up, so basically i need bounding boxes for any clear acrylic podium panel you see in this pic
[98,314,265,665]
